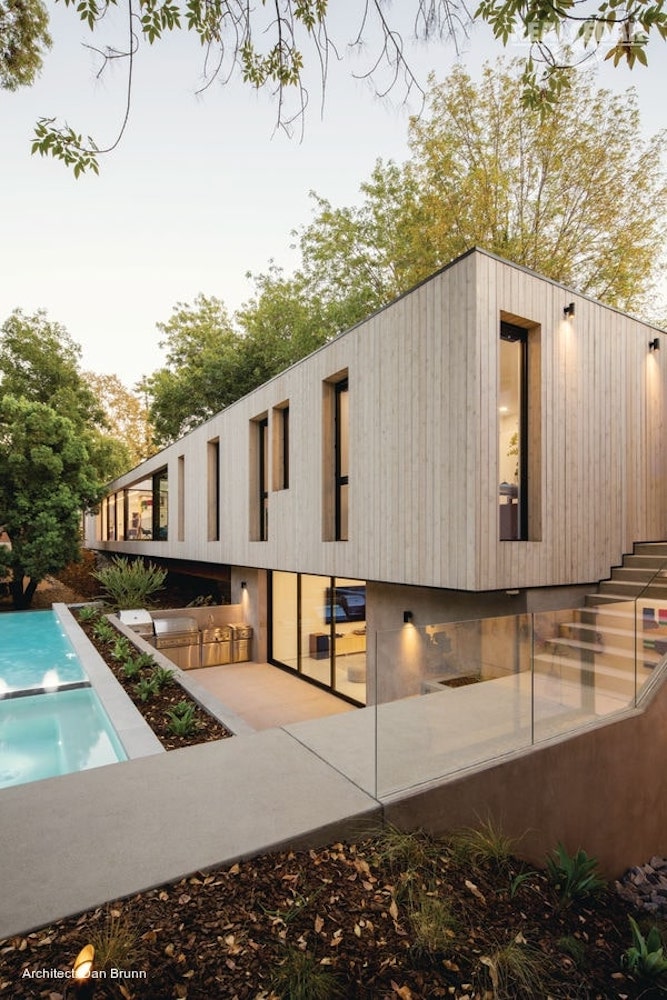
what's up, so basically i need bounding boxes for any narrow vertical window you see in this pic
[259,417,269,540]
[106,495,115,541]
[207,439,220,541]
[335,378,349,540]
[177,455,185,541]
[152,468,168,540]
[281,406,289,490]
[116,490,125,541]
[272,402,290,491]
[499,318,542,541]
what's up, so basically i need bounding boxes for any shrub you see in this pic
[478,937,549,999]
[448,817,516,874]
[77,604,104,623]
[92,556,167,610]
[89,907,138,974]
[408,892,457,960]
[121,657,144,680]
[133,676,159,702]
[152,665,175,690]
[166,700,200,737]
[623,916,667,981]
[110,636,132,662]
[270,946,345,1000]
[92,618,116,644]
[545,843,606,906]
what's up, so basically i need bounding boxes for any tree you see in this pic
[142,295,246,445]
[144,61,666,443]
[0,309,104,428]
[294,62,667,314]
[85,371,155,468]
[0,309,128,481]
[7,0,664,174]
[145,267,370,446]
[0,0,51,90]
[0,395,101,608]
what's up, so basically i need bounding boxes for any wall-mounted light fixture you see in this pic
[563,302,575,318]
[403,610,413,624]
[241,581,247,590]
[649,337,660,352]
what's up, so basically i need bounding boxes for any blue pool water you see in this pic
[0,610,127,789]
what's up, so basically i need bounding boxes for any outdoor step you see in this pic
[532,653,638,696]
[596,580,667,600]
[633,542,667,557]
[623,554,667,570]
[532,651,657,698]
[561,621,645,642]
[540,636,661,666]
[610,566,664,582]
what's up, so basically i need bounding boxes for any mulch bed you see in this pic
[76,612,233,750]
[1,831,663,999]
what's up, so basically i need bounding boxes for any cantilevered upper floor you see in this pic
[85,248,667,592]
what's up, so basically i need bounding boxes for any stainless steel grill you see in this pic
[201,625,232,666]
[153,617,201,669]
[231,623,253,663]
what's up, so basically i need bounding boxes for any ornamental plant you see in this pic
[92,556,166,610]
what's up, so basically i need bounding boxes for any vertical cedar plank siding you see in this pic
[88,250,667,592]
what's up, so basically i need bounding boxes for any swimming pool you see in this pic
[0,610,127,789]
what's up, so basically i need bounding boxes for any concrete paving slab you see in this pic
[0,729,380,940]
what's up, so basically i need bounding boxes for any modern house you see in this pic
[85,247,667,714]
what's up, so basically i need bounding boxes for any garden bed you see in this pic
[0,826,661,999]
[76,608,233,750]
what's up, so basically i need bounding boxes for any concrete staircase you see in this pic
[533,543,667,707]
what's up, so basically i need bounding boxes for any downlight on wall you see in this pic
[649,337,660,351]
[563,302,575,318]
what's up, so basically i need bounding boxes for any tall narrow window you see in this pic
[499,321,529,540]
[281,405,289,490]
[335,378,349,540]
[177,455,185,541]
[207,439,220,541]
[152,468,168,540]
[272,402,290,491]
[259,417,269,540]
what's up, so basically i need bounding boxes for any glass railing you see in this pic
[371,562,667,800]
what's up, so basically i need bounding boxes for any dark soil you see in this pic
[1,830,665,1000]
[76,612,233,750]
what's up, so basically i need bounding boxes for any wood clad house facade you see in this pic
[85,249,667,705]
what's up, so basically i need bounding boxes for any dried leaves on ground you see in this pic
[1,832,665,999]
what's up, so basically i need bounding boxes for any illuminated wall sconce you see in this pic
[563,302,575,318]
[403,610,413,624]
[241,581,247,589]
[649,337,660,351]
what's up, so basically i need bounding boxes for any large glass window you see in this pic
[270,571,366,705]
[123,469,168,540]
[126,479,153,539]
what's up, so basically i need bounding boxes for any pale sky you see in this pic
[2,5,666,388]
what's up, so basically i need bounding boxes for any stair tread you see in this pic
[561,622,661,640]
[533,650,657,675]
[539,636,662,663]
